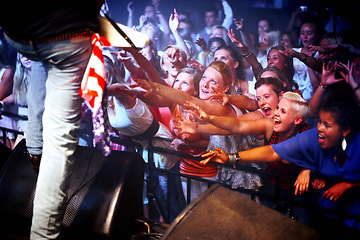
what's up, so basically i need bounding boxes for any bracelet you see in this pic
[354,85,360,92]
[228,152,241,168]
[319,84,328,89]
[242,51,252,58]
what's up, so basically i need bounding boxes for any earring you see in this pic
[342,138,347,151]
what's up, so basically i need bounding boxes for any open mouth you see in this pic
[262,107,272,116]
[273,118,281,125]
[318,134,325,144]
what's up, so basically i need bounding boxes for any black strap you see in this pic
[132,118,160,141]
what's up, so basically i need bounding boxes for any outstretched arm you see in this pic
[183,101,270,136]
[121,47,168,86]
[228,29,263,80]
[134,79,236,117]
[308,62,344,117]
[169,9,191,59]
[200,145,281,165]
[210,79,259,110]
[234,18,258,57]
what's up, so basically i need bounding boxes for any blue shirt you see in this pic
[272,128,360,228]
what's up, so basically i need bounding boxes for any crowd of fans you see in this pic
[1,0,360,237]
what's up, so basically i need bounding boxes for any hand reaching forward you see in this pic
[200,148,229,165]
[173,113,198,135]
[131,79,159,96]
[209,87,230,105]
[183,101,210,123]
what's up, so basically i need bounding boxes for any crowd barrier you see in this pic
[1,110,359,233]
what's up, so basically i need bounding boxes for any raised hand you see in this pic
[183,101,210,122]
[127,1,134,15]
[200,148,229,165]
[227,29,243,48]
[173,113,198,135]
[233,18,244,31]
[169,8,180,33]
[321,61,344,87]
[195,37,207,50]
[338,61,358,88]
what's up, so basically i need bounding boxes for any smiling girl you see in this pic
[202,88,360,235]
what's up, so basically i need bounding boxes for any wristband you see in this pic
[242,51,252,58]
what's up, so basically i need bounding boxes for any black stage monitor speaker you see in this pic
[0,139,145,239]
[162,184,327,240]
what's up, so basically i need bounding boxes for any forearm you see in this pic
[127,14,133,28]
[221,0,233,29]
[208,114,267,136]
[172,30,191,59]
[157,13,170,36]
[138,90,173,108]
[208,114,245,134]
[153,82,192,105]
[239,29,258,56]
[237,145,281,162]
[308,68,321,92]
[131,51,168,86]
[308,85,327,118]
[227,94,258,111]
[197,123,231,135]
[297,53,323,73]
[246,53,263,80]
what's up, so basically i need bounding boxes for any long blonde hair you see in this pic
[13,53,31,106]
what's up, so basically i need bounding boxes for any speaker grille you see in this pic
[163,184,326,240]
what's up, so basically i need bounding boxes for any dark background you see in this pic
[106,0,359,38]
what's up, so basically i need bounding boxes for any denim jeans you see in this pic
[6,35,92,239]
[26,61,46,155]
